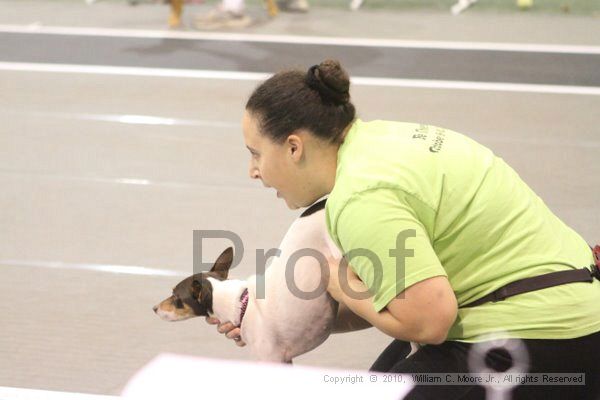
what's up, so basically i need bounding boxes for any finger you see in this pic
[226,328,241,340]
[217,322,235,334]
[231,333,246,346]
[206,317,220,325]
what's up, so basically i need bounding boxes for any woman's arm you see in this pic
[329,262,457,344]
[332,302,372,333]
[328,190,459,344]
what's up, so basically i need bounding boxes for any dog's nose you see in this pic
[153,305,158,313]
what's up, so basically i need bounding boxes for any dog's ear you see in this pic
[210,247,233,280]
[188,279,212,315]
[191,279,202,299]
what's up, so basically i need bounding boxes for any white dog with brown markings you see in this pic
[154,199,347,363]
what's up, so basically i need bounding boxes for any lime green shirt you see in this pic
[326,119,600,342]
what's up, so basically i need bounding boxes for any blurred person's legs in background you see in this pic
[194,0,252,30]
[278,0,309,13]
[169,0,184,27]
[194,0,308,30]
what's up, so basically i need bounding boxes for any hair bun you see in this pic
[305,59,350,105]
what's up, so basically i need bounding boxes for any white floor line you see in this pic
[0,62,269,80]
[70,113,239,128]
[0,259,187,277]
[1,62,599,96]
[0,386,119,400]
[2,109,598,148]
[2,110,240,128]
[2,24,600,54]
[3,110,597,149]
[0,169,259,191]
[351,76,600,96]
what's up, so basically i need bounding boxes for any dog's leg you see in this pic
[265,0,279,17]
[169,0,184,28]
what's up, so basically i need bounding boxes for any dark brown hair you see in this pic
[245,60,356,143]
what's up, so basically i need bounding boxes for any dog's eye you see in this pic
[174,299,184,309]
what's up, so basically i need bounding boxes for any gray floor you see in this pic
[2,32,600,86]
[0,0,599,396]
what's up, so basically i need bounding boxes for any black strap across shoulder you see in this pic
[300,198,327,218]
[461,245,600,308]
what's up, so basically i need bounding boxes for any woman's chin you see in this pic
[281,197,300,210]
[274,191,302,210]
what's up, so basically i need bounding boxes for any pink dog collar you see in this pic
[238,288,249,326]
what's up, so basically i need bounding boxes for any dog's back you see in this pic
[241,203,341,362]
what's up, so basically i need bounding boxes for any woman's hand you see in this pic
[206,317,246,347]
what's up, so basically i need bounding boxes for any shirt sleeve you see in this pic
[334,188,447,312]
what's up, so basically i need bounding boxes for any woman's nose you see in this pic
[249,166,260,180]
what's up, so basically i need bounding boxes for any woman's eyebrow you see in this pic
[246,145,258,153]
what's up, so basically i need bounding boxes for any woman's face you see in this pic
[242,111,308,210]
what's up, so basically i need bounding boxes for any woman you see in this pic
[207,60,600,399]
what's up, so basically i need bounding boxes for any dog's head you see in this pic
[153,247,233,321]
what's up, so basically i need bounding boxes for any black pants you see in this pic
[370,330,600,400]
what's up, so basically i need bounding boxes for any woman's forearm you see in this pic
[332,302,372,333]
[339,290,405,339]
[338,277,426,342]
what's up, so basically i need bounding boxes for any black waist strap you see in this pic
[461,267,597,308]
[462,245,600,308]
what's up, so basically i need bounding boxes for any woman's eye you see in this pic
[174,299,184,309]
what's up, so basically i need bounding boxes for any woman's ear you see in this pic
[287,134,304,162]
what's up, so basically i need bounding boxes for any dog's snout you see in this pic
[153,305,158,313]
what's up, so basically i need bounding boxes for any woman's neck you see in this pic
[310,122,354,197]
